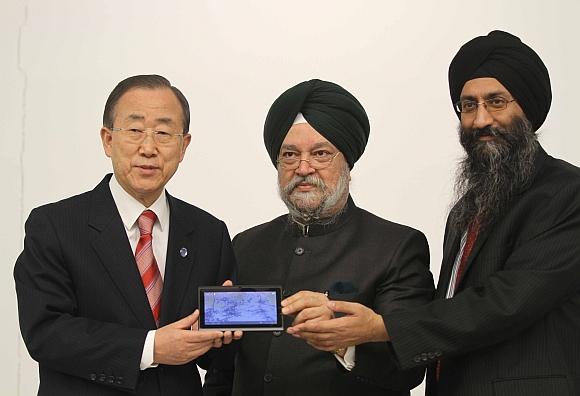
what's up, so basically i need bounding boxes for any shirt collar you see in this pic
[109,174,170,232]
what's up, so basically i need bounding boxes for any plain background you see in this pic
[2,1,579,395]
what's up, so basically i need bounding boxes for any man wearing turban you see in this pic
[286,32,580,396]
[204,79,434,396]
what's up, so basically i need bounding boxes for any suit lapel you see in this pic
[89,175,156,328]
[436,223,461,298]
[159,194,197,326]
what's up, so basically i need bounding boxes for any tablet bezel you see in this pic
[198,285,284,331]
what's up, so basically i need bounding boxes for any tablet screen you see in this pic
[199,286,283,331]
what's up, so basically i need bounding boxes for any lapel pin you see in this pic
[179,247,188,258]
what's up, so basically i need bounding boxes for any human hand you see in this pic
[281,290,333,326]
[154,310,224,365]
[286,301,389,351]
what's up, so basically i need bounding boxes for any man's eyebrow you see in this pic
[280,142,335,151]
[155,117,175,124]
[126,114,145,121]
[460,91,510,101]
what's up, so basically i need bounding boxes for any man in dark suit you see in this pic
[204,79,435,396]
[289,32,580,395]
[14,74,239,395]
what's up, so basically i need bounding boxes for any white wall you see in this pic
[2,1,579,395]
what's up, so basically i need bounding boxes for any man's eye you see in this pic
[155,131,171,136]
[128,128,143,134]
[282,152,298,158]
[312,150,331,158]
[462,101,477,111]
[488,98,506,107]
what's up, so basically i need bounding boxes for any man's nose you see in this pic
[295,159,316,176]
[472,103,494,129]
[139,132,158,155]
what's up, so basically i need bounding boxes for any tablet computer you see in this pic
[198,285,284,331]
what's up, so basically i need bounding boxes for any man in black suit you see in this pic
[204,79,435,396]
[14,75,239,395]
[289,32,580,395]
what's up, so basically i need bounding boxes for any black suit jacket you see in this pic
[385,147,580,395]
[14,174,236,395]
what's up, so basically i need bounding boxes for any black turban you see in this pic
[449,30,551,132]
[264,79,370,168]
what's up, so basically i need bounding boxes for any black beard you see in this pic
[450,116,539,234]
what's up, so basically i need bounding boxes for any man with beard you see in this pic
[204,79,435,396]
[286,32,580,395]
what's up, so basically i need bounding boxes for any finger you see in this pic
[221,279,233,287]
[233,330,243,340]
[222,331,233,345]
[327,300,363,316]
[212,337,224,348]
[281,290,308,307]
[170,310,200,329]
[187,330,223,342]
[292,307,330,326]
[290,316,348,334]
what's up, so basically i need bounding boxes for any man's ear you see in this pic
[100,127,113,158]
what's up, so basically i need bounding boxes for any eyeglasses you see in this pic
[454,97,516,114]
[277,151,341,170]
[108,127,185,145]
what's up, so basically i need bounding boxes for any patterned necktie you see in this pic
[135,210,163,327]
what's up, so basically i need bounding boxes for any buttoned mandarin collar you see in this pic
[288,195,357,237]
[109,174,170,233]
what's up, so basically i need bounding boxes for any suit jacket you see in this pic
[14,174,236,396]
[385,147,580,396]
[205,196,435,396]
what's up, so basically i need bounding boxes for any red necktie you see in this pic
[454,220,480,292]
[135,210,163,327]
[437,219,480,381]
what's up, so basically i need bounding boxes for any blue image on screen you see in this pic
[204,291,277,325]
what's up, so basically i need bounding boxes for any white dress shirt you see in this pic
[109,175,170,370]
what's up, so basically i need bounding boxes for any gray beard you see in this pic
[278,163,350,225]
[450,116,539,234]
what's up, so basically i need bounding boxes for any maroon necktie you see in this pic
[454,220,480,291]
[135,210,163,327]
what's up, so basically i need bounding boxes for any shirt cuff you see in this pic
[334,346,356,371]
[140,330,159,370]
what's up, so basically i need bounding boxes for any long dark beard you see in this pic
[450,116,539,234]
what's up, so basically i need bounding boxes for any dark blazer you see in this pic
[14,174,236,396]
[385,147,580,396]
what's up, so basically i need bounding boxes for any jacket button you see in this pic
[413,356,422,363]
[89,373,97,381]
[272,331,282,337]
[263,373,273,382]
[107,376,115,384]
[435,351,442,357]
[294,247,304,255]
[116,376,124,385]
[98,374,106,382]
[427,352,436,359]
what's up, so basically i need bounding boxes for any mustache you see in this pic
[282,174,326,194]
[461,125,503,146]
